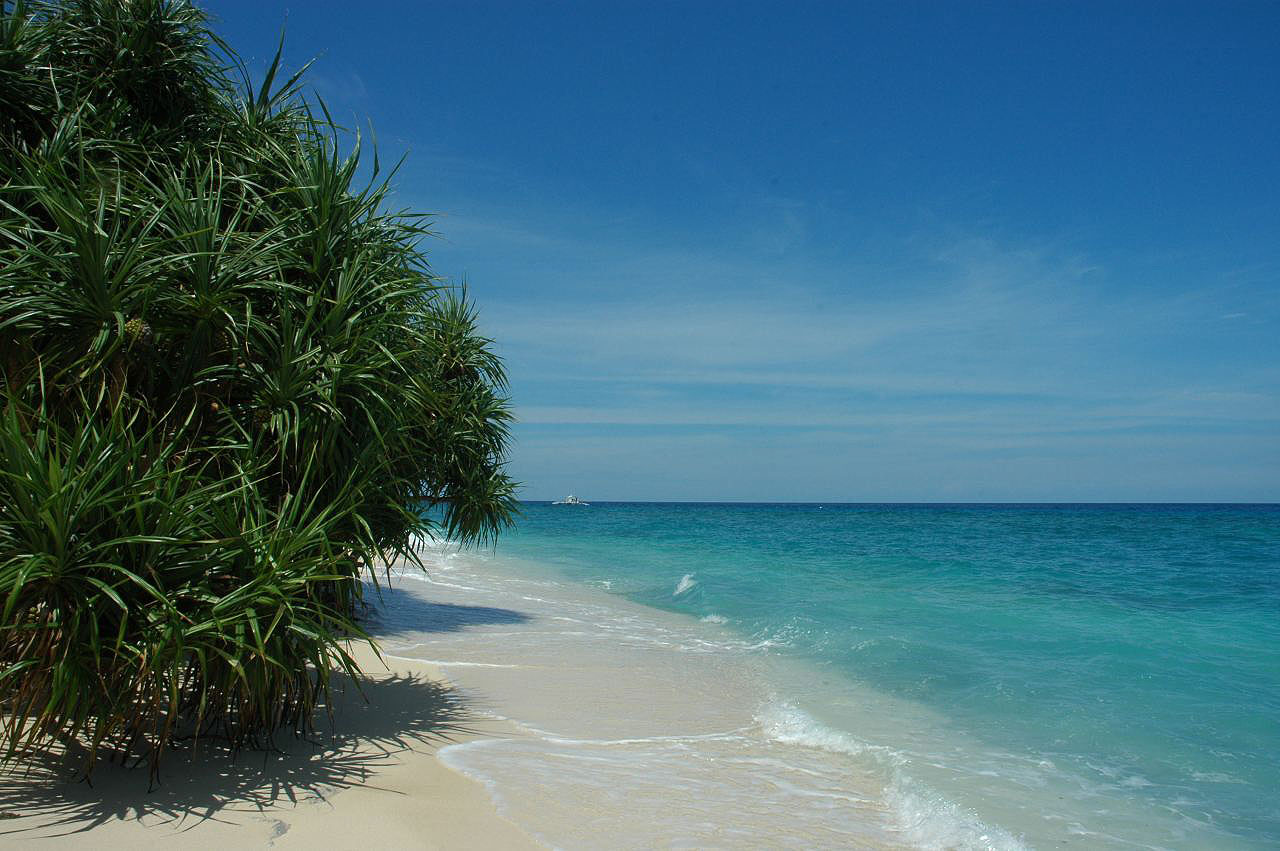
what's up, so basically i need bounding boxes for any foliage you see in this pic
[0,0,517,775]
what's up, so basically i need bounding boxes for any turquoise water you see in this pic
[493,503,1280,847]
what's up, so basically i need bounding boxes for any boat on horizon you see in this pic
[552,494,589,505]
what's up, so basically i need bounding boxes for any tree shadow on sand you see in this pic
[360,587,533,637]
[0,669,480,840]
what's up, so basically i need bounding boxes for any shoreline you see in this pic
[385,534,1261,850]
[0,643,541,850]
[378,549,926,850]
[4,517,1258,849]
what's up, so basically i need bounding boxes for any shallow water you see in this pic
[380,503,1279,849]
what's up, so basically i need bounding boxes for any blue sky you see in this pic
[209,1,1279,501]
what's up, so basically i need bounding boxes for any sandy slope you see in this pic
[0,644,540,850]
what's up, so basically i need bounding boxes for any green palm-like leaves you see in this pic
[0,0,516,776]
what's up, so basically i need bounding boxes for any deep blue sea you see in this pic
[485,503,1279,847]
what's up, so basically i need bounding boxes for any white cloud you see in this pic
[420,202,1279,499]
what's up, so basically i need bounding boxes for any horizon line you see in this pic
[519,500,1279,506]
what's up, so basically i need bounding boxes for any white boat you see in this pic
[552,494,589,505]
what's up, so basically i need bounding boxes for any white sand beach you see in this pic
[0,643,540,850]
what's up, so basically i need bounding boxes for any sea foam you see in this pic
[758,702,1027,851]
[379,502,1280,847]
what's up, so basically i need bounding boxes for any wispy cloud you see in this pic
[308,69,369,104]
[421,200,1278,500]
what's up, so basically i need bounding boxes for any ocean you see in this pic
[379,503,1279,848]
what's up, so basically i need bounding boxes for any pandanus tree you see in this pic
[0,0,518,775]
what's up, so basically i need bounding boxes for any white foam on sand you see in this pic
[373,546,1052,849]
